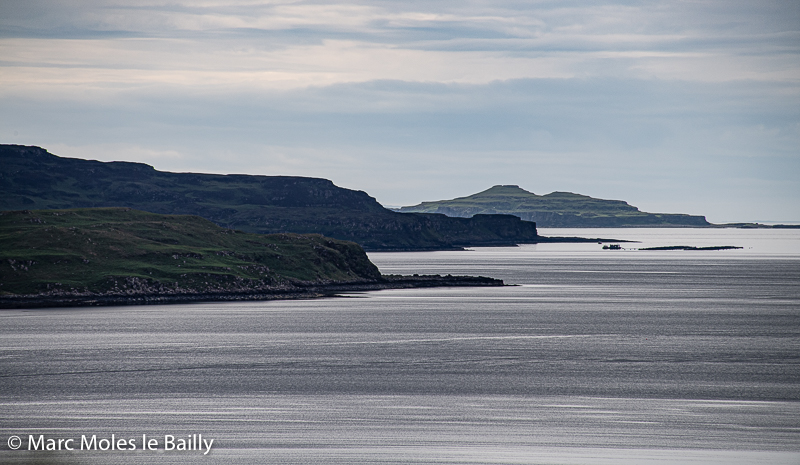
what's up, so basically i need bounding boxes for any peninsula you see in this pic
[0,208,502,309]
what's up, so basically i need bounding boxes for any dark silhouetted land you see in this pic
[1,145,547,251]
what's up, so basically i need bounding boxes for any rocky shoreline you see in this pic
[0,274,504,309]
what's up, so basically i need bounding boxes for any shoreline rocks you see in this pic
[0,274,504,309]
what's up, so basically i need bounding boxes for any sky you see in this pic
[1,0,798,223]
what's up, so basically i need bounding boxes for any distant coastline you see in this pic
[710,223,800,229]
[538,223,800,229]
[398,185,800,229]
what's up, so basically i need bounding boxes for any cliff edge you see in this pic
[0,145,541,250]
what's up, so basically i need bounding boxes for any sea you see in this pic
[1,228,799,464]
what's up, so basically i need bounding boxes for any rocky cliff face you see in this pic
[1,145,383,213]
[1,145,540,250]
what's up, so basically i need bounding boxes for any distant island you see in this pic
[0,208,503,309]
[639,245,743,251]
[399,185,710,228]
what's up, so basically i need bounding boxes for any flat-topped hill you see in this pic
[0,145,540,250]
[399,185,710,227]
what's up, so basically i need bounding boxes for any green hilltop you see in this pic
[399,185,710,227]
[0,208,381,297]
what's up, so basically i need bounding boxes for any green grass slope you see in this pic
[0,208,381,296]
[399,185,710,227]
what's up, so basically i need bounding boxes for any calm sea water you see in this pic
[1,229,799,464]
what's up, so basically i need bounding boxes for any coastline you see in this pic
[0,274,504,309]
[362,235,634,251]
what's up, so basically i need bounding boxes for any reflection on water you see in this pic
[1,229,799,464]
[3,395,800,464]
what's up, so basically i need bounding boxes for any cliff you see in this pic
[0,145,541,250]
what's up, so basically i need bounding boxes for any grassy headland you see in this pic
[0,208,503,308]
[0,208,382,297]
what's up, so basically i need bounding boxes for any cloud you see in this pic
[47,142,186,164]
[0,0,798,222]
[3,76,797,221]
[2,0,797,91]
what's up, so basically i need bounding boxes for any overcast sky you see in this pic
[1,0,798,223]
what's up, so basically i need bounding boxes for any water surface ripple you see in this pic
[1,230,799,464]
